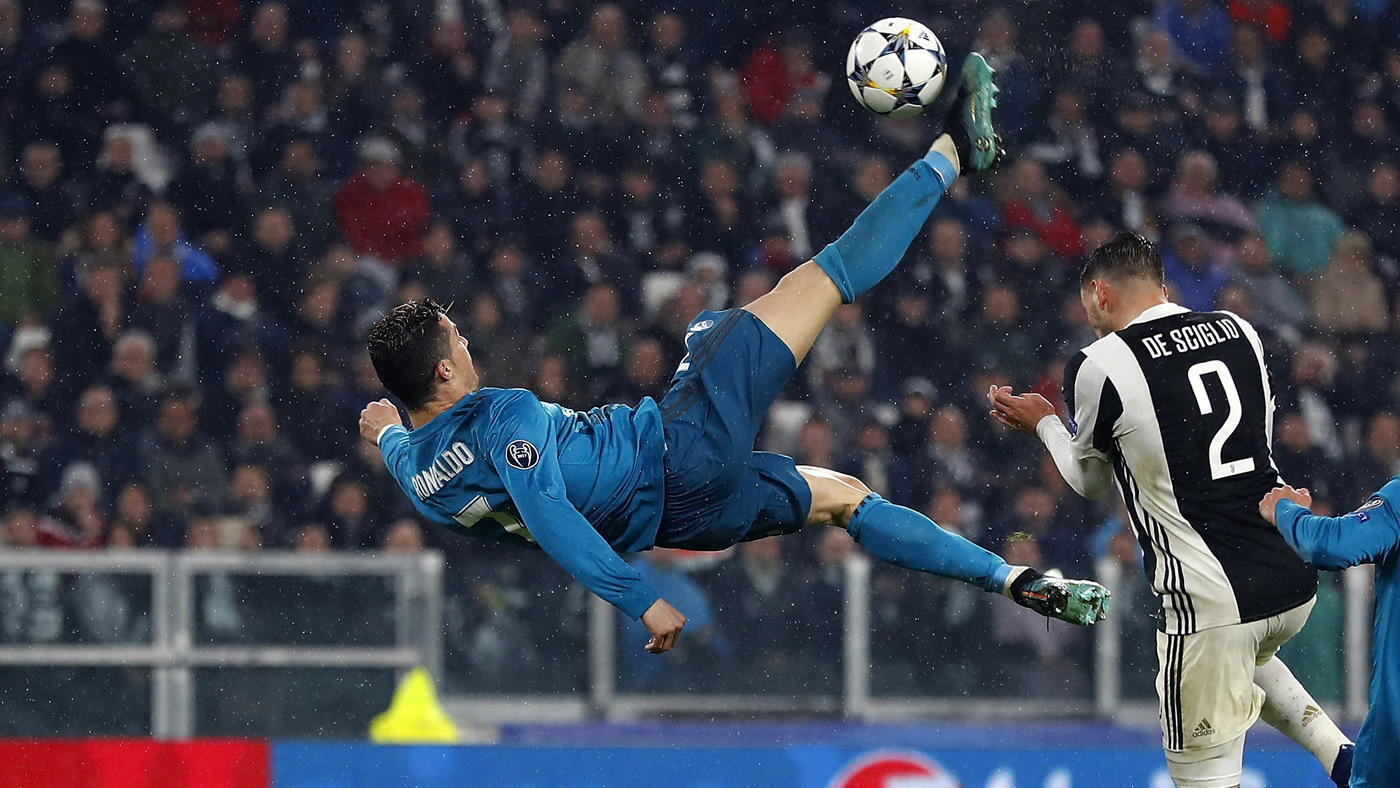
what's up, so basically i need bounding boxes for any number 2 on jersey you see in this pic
[1187,360,1255,480]
[453,495,535,542]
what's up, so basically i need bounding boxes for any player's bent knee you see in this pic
[1164,733,1245,788]
[798,465,873,528]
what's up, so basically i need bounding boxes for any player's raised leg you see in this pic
[798,466,1109,626]
[744,53,1003,365]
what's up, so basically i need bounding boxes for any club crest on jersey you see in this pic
[689,319,715,332]
[505,439,539,470]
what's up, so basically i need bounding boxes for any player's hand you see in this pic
[359,399,403,445]
[987,386,1056,435]
[1260,485,1311,525]
[641,598,686,654]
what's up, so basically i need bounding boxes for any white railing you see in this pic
[0,550,1367,735]
[0,550,443,738]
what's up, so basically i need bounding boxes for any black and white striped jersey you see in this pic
[1036,303,1317,635]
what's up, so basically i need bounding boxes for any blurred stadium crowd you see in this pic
[0,0,1397,697]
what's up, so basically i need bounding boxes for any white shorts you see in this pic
[1156,597,1315,788]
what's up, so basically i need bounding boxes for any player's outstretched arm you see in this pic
[1265,480,1400,570]
[988,386,1113,500]
[490,392,681,652]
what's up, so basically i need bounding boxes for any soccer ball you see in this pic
[845,18,947,118]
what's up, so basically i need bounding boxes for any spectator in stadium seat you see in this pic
[921,405,984,495]
[105,329,162,430]
[319,474,379,550]
[1356,162,1399,265]
[689,91,775,192]
[1163,223,1229,311]
[1310,231,1389,337]
[239,207,305,327]
[1000,158,1084,260]
[130,256,192,376]
[86,136,152,225]
[41,385,132,502]
[324,30,386,142]
[807,303,877,447]
[1272,411,1343,505]
[45,461,105,548]
[0,194,56,327]
[1127,29,1197,114]
[687,157,754,268]
[140,390,226,517]
[14,63,97,165]
[225,463,286,547]
[1227,232,1309,334]
[556,4,648,130]
[644,11,704,132]
[1026,88,1105,195]
[973,284,1039,379]
[1163,149,1256,239]
[123,4,213,135]
[1256,161,1345,278]
[258,139,335,254]
[482,9,550,123]
[877,289,944,398]
[109,481,181,548]
[705,536,807,688]
[1289,27,1352,120]
[1326,103,1391,211]
[0,401,44,508]
[235,1,298,114]
[971,8,1039,144]
[600,337,669,405]
[382,518,424,553]
[228,402,305,508]
[6,334,58,424]
[512,148,577,265]
[1086,148,1156,237]
[547,284,636,401]
[18,143,79,244]
[1190,94,1268,199]
[1157,0,1233,71]
[56,211,130,296]
[276,345,347,461]
[556,212,641,313]
[131,202,218,285]
[334,138,429,266]
[167,127,247,250]
[49,261,124,398]
[1056,19,1129,124]
[740,30,826,128]
[432,158,513,264]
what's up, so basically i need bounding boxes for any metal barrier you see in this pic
[442,555,1374,728]
[0,549,1368,734]
[0,550,443,738]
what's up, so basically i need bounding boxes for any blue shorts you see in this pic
[654,309,812,550]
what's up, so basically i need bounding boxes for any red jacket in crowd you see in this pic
[334,168,430,264]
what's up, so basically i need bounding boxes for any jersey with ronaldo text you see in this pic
[377,387,667,619]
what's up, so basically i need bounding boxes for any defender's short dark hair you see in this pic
[365,298,451,410]
[1080,232,1165,288]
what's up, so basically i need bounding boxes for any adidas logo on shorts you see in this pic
[1192,719,1216,738]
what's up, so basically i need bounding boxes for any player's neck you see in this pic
[1111,293,1171,332]
[407,389,475,429]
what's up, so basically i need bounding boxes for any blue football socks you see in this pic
[813,147,958,304]
[847,493,1012,593]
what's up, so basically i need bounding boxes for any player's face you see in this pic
[1080,283,1111,337]
[440,315,479,394]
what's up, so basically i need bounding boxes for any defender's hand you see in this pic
[1260,485,1311,525]
[359,399,402,445]
[988,385,1056,435]
[641,598,687,654]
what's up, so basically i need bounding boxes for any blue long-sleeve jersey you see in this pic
[1275,476,1400,788]
[378,387,667,619]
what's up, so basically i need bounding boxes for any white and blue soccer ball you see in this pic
[845,17,947,118]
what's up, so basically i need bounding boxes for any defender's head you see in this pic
[365,299,478,412]
[1079,232,1168,336]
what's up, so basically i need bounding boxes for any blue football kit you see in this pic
[378,307,814,620]
[376,145,1033,625]
[1275,477,1400,788]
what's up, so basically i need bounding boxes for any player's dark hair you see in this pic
[365,298,451,411]
[1080,232,1164,288]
